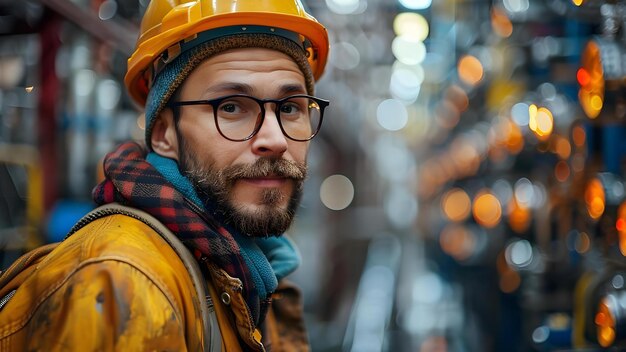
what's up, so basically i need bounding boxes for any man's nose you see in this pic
[250,109,288,157]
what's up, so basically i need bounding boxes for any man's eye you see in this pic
[222,103,237,113]
[281,103,300,114]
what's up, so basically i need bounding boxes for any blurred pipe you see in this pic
[343,237,401,352]
[38,0,136,55]
[38,12,61,212]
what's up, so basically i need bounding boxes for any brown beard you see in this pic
[178,139,307,237]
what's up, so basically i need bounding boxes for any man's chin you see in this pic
[225,204,294,237]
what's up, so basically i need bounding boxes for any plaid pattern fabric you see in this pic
[93,142,263,322]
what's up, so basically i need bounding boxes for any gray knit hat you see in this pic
[144,29,315,150]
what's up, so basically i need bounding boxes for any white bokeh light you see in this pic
[392,36,426,65]
[377,99,408,131]
[390,65,423,103]
[398,0,432,10]
[326,0,362,14]
[393,12,429,41]
[511,102,530,126]
[320,175,355,210]
[503,0,530,13]
[505,240,533,268]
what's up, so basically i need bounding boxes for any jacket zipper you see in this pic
[0,290,16,311]
[66,207,161,240]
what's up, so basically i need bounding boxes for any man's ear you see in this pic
[150,109,179,160]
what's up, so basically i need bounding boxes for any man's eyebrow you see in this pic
[204,83,253,96]
[204,82,307,97]
[279,84,307,95]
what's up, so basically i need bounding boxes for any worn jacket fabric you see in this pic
[0,213,309,351]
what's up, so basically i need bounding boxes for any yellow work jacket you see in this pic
[0,204,309,351]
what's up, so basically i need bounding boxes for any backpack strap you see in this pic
[0,243,59,292]
[70,203,222,352]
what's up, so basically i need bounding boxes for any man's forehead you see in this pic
[182,49,308,96]
[197,47,304,72]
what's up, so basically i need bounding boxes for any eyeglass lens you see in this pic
[215,96,322,141]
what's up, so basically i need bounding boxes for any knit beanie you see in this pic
[144,31,316,149]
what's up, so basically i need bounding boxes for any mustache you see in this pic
[220,158,307,181]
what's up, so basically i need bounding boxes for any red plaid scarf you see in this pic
[92,142,265,322]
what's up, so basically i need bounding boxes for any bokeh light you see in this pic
[320,175,355,210]
[441,188,471,222]
[503,0,530,13]
[617,203,626,256]
[377,99,409,131]
[572,124,586,148]
[554,137,572,160]
[505,239,533,268]
[472,189,502,228]
[392,35,427,65]
[529,106,554,140]
[458,55,484,86]
[579,41,605,119]
[440,224,476,261]
[393,12,429,41]
[325,0,361,15]
[508,195,532,233]
[585,178,606,220]
[511,102,530,126]
[398,0,432,10]
[596,298,616,348]
[491,7,513,38]
[390,64,423,102]
[554,161,570,182]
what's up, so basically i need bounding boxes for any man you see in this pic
[0,1,329,350]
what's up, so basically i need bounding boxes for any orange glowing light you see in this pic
[530,107,554,140]
[528,104,538,131]
[579,41,605,119]
[491,7,513,38]
[577,68,591,87]
[596,298,616,348]
[473,190,502,228]
[495,119,524,154]
[440,224,475,261]
[458,55,484,86]
[508,196,531,234]
[572,125,587,148]
[585,178,605,220]
[555,161,570,182]
[555,137,572,160]
[442,188,472,222]
[617,203,626,256]
[572,0,584,6]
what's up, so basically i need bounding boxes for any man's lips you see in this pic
[238,176,288,187]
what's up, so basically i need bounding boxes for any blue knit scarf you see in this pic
[146,152,301,300]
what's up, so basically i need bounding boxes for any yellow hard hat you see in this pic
[125,0,329,106]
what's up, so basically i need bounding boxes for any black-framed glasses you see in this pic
[167,94,330,142]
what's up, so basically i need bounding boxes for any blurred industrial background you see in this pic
[1,0,625,351]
